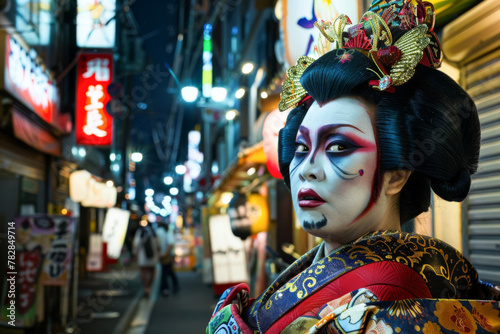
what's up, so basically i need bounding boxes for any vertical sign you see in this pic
[77,0,117,48]
[76,53,113,146]
[0,215,75,327]
[202,24,213,98]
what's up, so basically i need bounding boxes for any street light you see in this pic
[175,165,187,175]
[226,109,237,121]
[131,152,143,162]
[235,88,245,99]
[170,187,179,196]
[242,63,254,74]
[163,176,173,185]
[181,86,199,102]
[211,87,227,102]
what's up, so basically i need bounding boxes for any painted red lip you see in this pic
[298,188,326,208]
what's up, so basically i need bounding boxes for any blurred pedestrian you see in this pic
[156,222,179,296]
[133,223,160,297]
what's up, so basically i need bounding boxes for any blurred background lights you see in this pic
[221,192,234,205]
[260,91,268,99]
[140,219,148,227]
[145,188,154,196]
[235,88,245,99]
[175,165,187,175]
[247,167,256,176]
[211,161,219,174]
[131,152,143,162]
[112,164,120,172]
[163,176,173,185]
[110,153,116,161]
[170,187,179,196]
[106,180,114,187]
[211,87,227,102]
[78,147,86,157]
[242,62,254,74]
[181,86,199,102]
[226,109,237,121]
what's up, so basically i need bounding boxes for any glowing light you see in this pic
[112,164,120,172]
[211,87,227,102]
[261,91,268,99]
[170,187,179,196]
[181,86,199,102]
[145,188,154,197]
[235,88,245,99]
[242,63,254,74]
[163,176,173,185]
[130,152,143,162]
[175,165,187,175]
[221,192,234,205]
[77,147,86,157]
[106,180,114,187]
[61,208,68,215]
[110,153,116,161]
[226,109,237,121]
[247,167,256,176]
[140,220,148,227]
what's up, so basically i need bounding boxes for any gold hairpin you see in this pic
[278,56,315,112]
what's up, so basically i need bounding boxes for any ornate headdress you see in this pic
[278,0,443,112]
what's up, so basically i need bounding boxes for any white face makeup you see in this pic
[290,97,385,248]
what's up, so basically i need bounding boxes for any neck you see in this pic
[322,197,402,256]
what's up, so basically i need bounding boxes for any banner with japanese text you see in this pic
[0,215,76,327]
[76,53,113,145]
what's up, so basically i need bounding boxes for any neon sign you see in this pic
[76,53,113,146]
[3,35,59,126]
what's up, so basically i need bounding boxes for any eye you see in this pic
[326,143,348,152]
[295,142,309,153]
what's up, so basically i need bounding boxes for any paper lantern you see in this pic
[262,108,290,179]
[69,170,91,202]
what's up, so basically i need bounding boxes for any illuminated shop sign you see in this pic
[2,34,60,126]
[281,0,360,66]
[76,53,113,146]
[77,0,117,48]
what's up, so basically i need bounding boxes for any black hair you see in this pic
[278,49,480,223]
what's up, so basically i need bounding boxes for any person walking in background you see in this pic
[157,222,179,296]
[133,223,160,297]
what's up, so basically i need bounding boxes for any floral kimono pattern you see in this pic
[207,231,500,334]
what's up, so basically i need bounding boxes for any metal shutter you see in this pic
[463,49,500,285]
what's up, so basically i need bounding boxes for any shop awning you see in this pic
[209,142,271,207]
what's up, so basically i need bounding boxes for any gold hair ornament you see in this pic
[279,0,441,111]
[278,56,315,112]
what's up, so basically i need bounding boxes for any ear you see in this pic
[384,170,412,196]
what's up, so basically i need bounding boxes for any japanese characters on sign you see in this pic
[0,215,75,327]
[76,53,114,146]
[2,34,60,127]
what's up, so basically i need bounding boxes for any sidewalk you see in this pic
[71,265,143,334]
[145,270,216,333]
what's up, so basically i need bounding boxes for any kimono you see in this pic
[207,231,500,333]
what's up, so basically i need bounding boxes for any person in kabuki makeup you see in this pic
[207,1,500,333]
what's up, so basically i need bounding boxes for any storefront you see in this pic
[442,0,500,285]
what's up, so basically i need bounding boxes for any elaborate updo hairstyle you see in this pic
[278,47,481,223]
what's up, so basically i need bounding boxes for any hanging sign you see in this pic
[281,0,360,66]
[77,0,117,48]
[102,208,130,259]
[0,33,62,129]
[0,215,75,327]
[76,53,114,146]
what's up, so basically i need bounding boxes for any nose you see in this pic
[299,155,326,182]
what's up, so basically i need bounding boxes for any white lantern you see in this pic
[69,170,91,202]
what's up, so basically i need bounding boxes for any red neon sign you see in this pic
[76,53,113,146]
